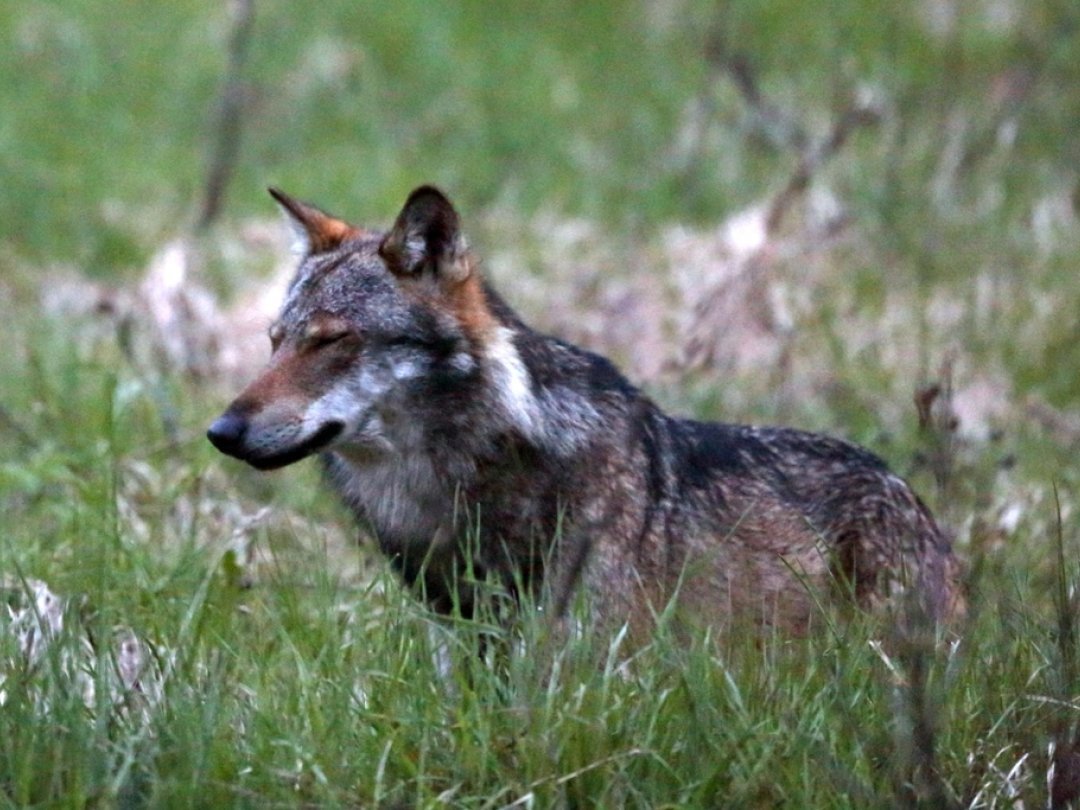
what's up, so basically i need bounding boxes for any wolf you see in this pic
[207,185,963,636]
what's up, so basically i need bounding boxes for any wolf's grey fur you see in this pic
[208,186,964,634]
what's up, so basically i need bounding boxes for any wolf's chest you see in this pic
[324,451,450,550]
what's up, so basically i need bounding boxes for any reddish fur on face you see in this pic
[229,338,353,418]
[228,351,307,418]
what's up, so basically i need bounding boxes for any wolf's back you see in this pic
[546,400,961,632]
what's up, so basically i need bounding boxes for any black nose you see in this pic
[207,412,248,455]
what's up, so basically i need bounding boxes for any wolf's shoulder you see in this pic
[510,324,640,403]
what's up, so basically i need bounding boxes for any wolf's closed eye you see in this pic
[307,330,349,349]
[303,318,353,350]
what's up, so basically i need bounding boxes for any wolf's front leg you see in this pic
[541,510,655,648]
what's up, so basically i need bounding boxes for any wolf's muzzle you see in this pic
[206,412,249,457]
[207,412,344,470]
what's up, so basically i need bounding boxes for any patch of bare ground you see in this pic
[38,220,293,384]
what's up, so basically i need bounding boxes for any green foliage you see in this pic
[0,303,1075,806]
[4,0,1071,272]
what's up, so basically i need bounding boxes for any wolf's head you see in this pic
[207,186,504,470]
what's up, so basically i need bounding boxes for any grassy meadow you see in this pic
[2,1,1080,806]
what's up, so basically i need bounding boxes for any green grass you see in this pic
[3,0,1080,806]
[1,252,1078,808]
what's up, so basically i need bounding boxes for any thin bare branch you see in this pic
[196,0,256,230]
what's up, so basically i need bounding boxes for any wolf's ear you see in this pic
[268,188,362,255]
[380,186,470,282]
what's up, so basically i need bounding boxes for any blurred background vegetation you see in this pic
[2,1,1075,271]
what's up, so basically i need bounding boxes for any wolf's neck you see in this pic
[478,323,604,459]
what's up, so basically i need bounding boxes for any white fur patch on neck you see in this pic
[485,326,541,437]
[483,326,600,455]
